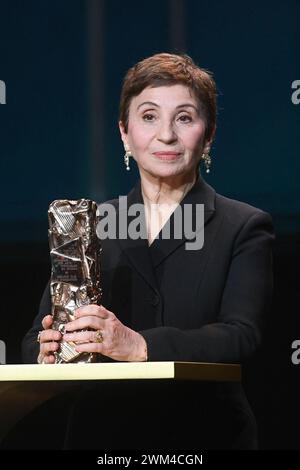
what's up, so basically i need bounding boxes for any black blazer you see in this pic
[22,177,274,449]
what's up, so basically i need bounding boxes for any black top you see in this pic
[22,177,274,365]
[21,177,274,449]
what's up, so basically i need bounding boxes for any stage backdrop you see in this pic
[0,0,299,242]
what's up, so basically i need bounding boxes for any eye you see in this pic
[142,113,156,122]
[177,114,192,123]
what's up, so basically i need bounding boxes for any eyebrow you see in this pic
[137,101,198,111]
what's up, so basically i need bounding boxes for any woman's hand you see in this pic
[63,305,147,362]
[37,315,62,364]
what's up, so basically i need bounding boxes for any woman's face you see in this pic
[119,84,212,180]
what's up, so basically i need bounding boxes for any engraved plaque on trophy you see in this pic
[48,199,102,363]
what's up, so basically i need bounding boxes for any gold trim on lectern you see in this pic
[0,361,241,383]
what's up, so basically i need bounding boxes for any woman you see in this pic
[22,53,274,449]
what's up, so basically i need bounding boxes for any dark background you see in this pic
[0,0,300,449]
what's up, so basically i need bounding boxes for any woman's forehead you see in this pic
[130,84,198,109]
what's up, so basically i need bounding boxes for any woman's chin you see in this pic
[142,163,192,180]
[148,170,185,180]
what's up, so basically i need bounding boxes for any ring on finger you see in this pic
[94,329,104,344]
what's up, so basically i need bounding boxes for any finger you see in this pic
[74,305,110,319]
[40,341,60,355]
[65,316,105,332]
[42,315,53,330]
[43,354,56,364]
[63,330,98,343]
[39,329,62,344]
[75,342,104,354]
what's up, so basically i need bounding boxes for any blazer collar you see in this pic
[116,176,216,289]
[125,175,216,215]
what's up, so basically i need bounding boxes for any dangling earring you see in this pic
[124,149,132,171]
[201,153,212,174]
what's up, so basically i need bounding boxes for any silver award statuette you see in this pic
[48,199,102,363]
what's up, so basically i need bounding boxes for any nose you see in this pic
[156,119,177,144]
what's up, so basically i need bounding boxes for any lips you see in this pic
[153,151,182,161]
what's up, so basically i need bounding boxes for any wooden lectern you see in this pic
[0,362,241,449]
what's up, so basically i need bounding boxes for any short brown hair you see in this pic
[119,52,217,141]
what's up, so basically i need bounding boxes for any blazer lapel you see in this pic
[149,177,216,267]
[115,177,216,284]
